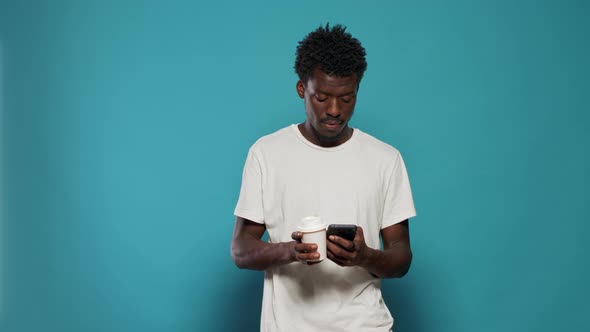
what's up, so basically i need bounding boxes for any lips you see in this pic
[321,121,343,131]
[321,119,343,125]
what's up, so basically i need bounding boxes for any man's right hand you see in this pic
[232,217,323,270]
[291,231,321,264]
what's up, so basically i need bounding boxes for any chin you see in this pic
[318,129,343,141]
[311,122,345,140]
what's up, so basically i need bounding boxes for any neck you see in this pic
[299,123,352,147]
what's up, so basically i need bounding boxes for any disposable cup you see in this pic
[297,216,327,262]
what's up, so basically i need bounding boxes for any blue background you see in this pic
[1,0,589,331]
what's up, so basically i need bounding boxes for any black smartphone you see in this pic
[326,224,357,242]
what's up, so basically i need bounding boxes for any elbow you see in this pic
[232,250,263,271]
[231,252,243,269]
[233,259,248,270]
[396,264,411,278]
[231,241,259,270]
[396,250,413,278]
[233,256,249,270]
[231,242,247,269]
[384,249,412,279]
[231,236,266,271]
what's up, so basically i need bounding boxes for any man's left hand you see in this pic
[327,226,368,267]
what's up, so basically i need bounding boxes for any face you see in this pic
[297,68,358,147]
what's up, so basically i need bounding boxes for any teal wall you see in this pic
[1,1,589,331]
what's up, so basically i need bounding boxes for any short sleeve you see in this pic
[381,151,416,229]
[234,148,265,224]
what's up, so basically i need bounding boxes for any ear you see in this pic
[296,80,305,99]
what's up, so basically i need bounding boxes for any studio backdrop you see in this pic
[1,1,588,331]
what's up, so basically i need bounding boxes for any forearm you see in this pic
[360,245,412,279]
[231,236,296,271]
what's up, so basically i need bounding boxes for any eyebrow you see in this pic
[315,90,357,97]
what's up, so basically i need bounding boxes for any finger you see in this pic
[328,235,355,251]
[352,226,366,252]
[328,242,359,264]
[295,243,317,253]
[354,226,364,242]
[327,251,346,266]
[327,242,351,261]
[297,252,321,261]
[291,231,303,241]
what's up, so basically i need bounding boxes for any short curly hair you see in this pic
[295,23,367,84]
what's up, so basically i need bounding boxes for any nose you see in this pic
[326,98,341,117]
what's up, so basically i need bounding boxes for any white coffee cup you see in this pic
[297,216,327,262]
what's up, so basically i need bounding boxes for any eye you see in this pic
[340,96,354,103]
[314,94,328,102]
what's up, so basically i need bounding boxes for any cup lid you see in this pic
[297,216,326,232]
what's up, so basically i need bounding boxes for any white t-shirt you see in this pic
[235,124,416,332]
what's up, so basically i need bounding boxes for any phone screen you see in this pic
[326,224,357,242]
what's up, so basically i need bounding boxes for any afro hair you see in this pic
[295,23,367,84]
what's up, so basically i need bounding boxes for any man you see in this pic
[231,24,416,332]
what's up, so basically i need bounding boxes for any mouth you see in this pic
[321,120,344,131]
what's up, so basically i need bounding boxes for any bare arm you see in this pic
[231,216,321,270]
[327,219,412,278]
[362,220,412,278]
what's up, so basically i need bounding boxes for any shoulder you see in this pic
[248,125,296,156]
[354,129,402,160]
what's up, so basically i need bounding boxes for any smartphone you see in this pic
[326,224,357,242]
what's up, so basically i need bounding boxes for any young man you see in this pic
[231,24,416,332]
